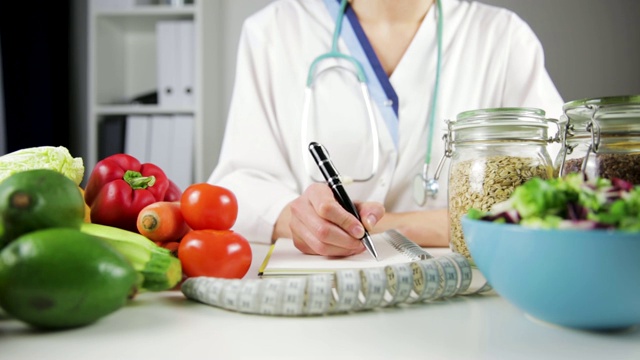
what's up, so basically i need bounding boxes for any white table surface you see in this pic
[1,243,639,360]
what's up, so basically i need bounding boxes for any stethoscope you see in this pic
[302,0,443,206]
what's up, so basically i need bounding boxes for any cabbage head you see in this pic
[0,146,84,185]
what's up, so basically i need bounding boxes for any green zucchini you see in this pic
[80,222,182,291]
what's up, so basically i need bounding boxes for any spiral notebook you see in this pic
[258,229,451,277]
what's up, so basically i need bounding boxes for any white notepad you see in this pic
[258,229,452,277]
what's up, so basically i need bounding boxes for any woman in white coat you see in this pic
[209,0,564,256]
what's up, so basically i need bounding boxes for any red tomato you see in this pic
[180,183,238,230]
[178,230,252,279]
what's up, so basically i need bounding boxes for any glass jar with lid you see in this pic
[557,95,640,184]
[442,108,558,261]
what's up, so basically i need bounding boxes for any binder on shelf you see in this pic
[156,21,180,107]
[92,0,135,11]
[170,115,195,190]
[124,115,151,163]
[157,20,195,108]
[93,0,155,11]
[98,116,126,161]
[177,20,195,107]
[148,115,175,177]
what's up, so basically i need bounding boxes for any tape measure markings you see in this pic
[436,257,459,298]
[258,278,286,315]
[448,253,473,294]
[281,277,307,316]
[359,267,386,309]
[410,261,441,302]
[182,254,491,316]
[304,274,333,315]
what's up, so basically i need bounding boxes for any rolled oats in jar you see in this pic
[444,108,558,261]
[558,95,640,185]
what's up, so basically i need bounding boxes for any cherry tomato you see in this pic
[180,183,238,230]
[178,230,252,279]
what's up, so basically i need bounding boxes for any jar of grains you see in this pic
[557,95,640,185]
[444,108,558,261]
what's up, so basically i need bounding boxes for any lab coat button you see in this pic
[384,99,393,107]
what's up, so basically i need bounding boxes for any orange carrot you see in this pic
[137,201,190,243]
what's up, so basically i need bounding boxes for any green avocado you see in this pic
[0,169,85,249]
[0,228,138,329]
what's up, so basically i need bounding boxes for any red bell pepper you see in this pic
[85,154,170,232]
[164,180,182,202]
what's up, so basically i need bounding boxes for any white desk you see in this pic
[2,243,639,360]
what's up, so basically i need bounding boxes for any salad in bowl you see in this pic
[467,173,640,231]
[461,173,640,330]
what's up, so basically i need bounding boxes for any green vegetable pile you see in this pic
[467,173,640,231]
[0,147,181,330]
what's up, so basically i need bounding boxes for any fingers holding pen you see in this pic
[290,215,363,257]
[290,183,364,256]
[306,185,385,238]
[355,201,385,232]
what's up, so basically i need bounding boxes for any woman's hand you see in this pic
[273,183,385,256]
[373,209,449,247]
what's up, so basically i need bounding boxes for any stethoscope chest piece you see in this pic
[413,173,439,207]
[413,138,449,206]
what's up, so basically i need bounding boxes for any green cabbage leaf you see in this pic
[0,146,84,185]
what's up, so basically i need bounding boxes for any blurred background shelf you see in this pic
[87,0,224,187]
[95,105,194,116]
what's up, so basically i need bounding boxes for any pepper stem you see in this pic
[123,170,156,189]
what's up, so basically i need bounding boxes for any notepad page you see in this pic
[260,230,451,276]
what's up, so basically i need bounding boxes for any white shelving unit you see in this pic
[87,0,225,185]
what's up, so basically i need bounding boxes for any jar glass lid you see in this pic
[449,107,554,143]
[561,95,640,133]
[452,107,550,130]
[563,95,640,112]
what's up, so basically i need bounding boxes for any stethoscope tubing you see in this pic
[302,0,443,202]
[301,66,380,184]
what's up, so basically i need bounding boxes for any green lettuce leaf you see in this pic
[0,146,84,185]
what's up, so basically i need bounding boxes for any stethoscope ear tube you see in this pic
[413,0,445,206]
[304,0,443,195]
[301,73,380,184]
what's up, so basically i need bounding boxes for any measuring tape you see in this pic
[181,253,492,316]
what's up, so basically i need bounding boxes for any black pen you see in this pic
[308,142,379,260]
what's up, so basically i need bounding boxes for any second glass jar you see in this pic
[557,95,640,184]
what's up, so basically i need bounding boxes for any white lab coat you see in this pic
[209,0,564,244]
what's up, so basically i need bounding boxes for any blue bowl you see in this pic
[461,216,640,330]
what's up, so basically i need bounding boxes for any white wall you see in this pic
[218,0,274,115]
[482,0,640,101]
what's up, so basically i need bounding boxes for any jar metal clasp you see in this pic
[413,120,452,206]
[430,132,452,187]
[430,119,454,186]
[558,115,575,177]
[579,105,602,176]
